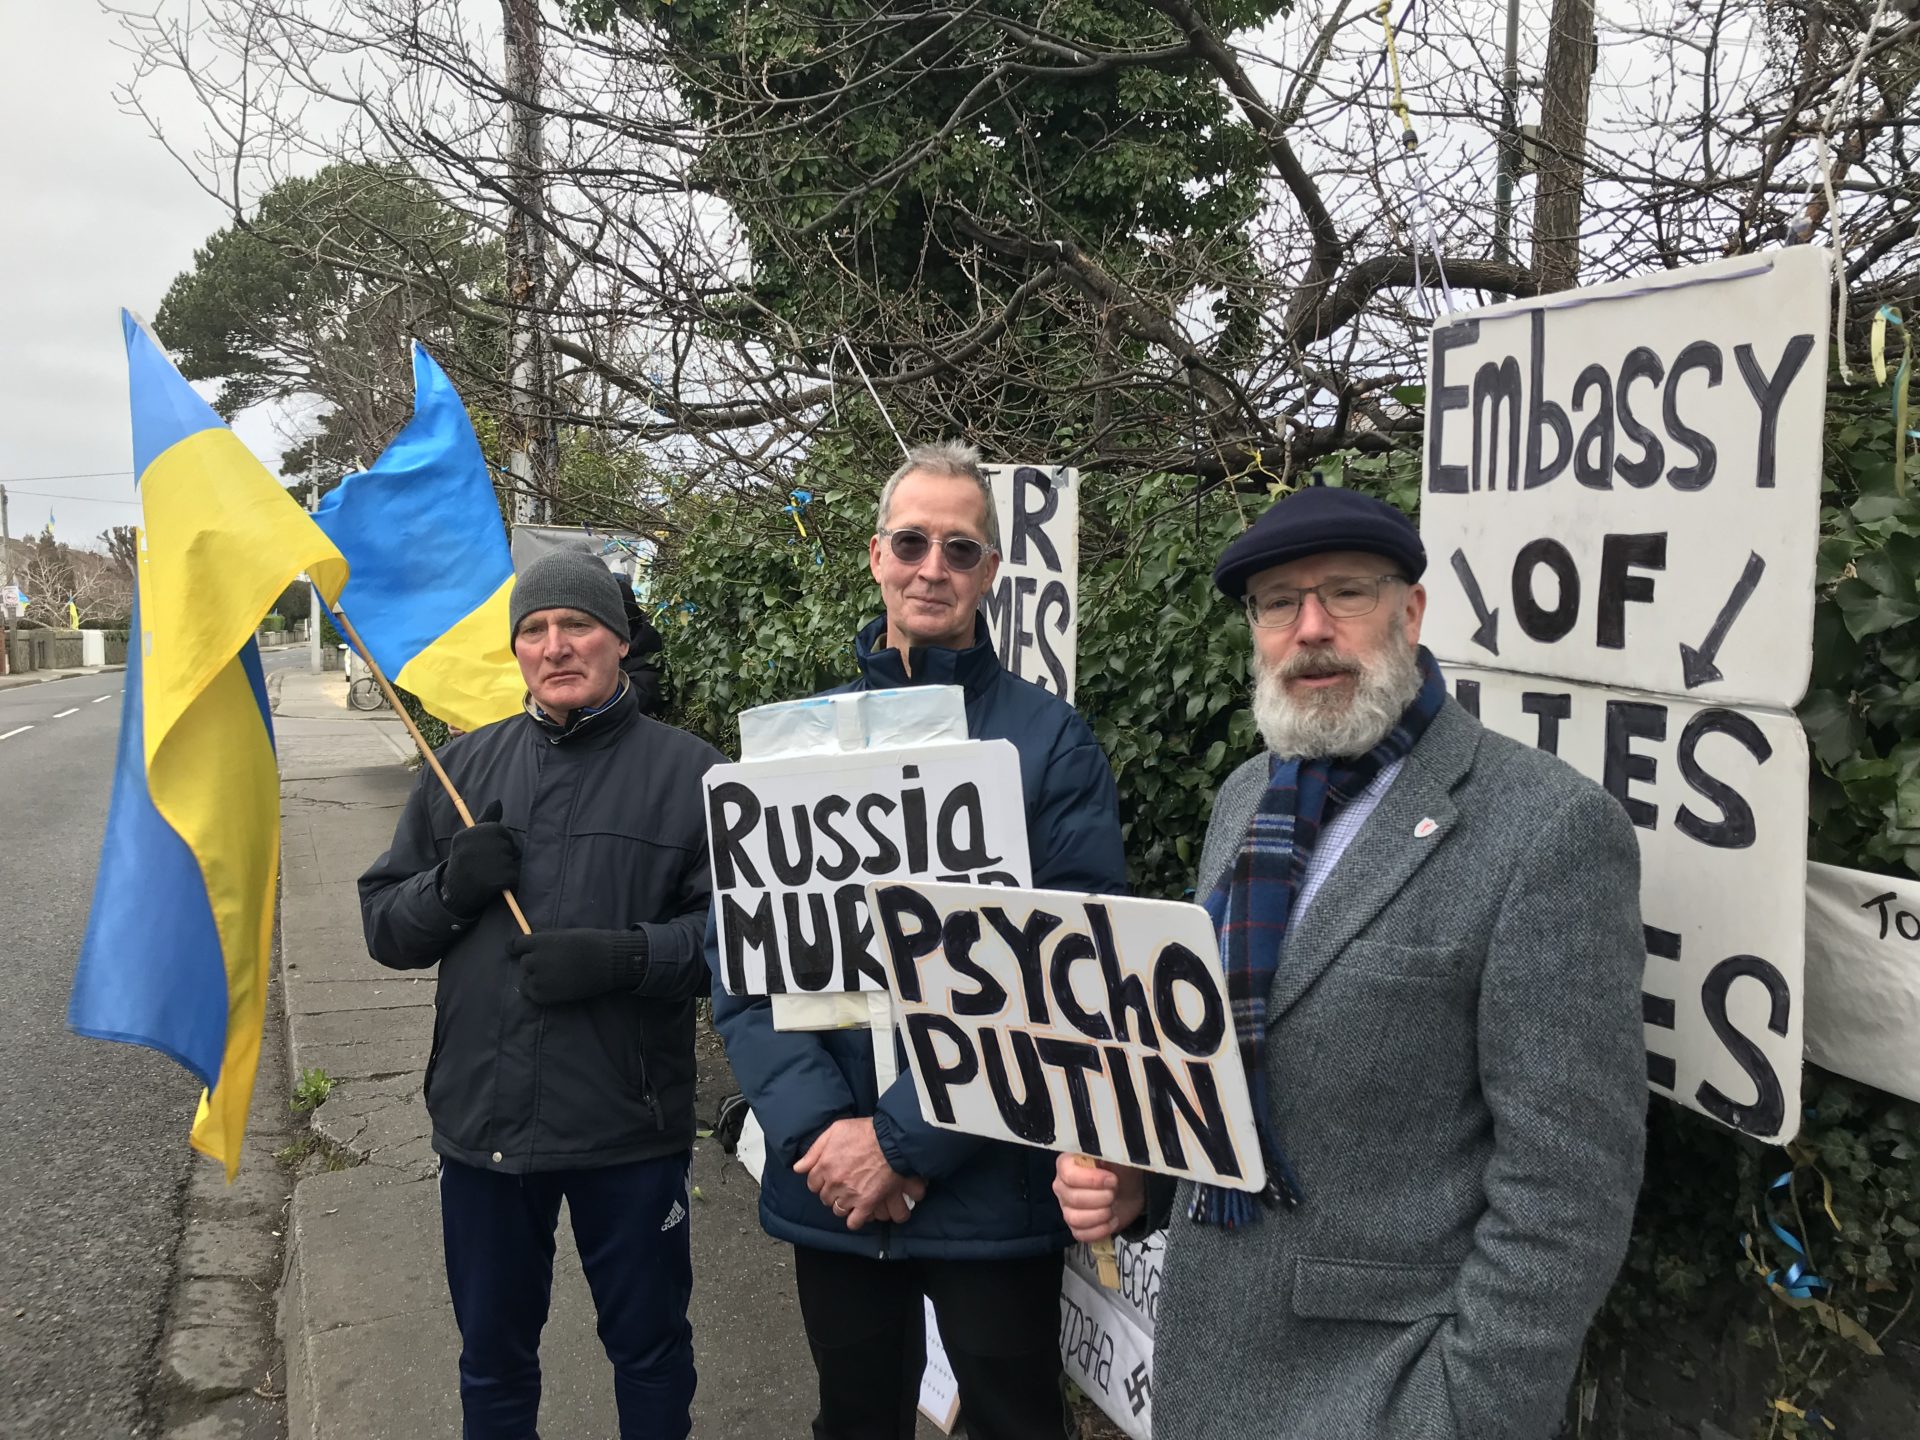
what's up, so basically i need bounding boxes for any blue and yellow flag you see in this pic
[69,312,348,1179]
[313,345,519,732]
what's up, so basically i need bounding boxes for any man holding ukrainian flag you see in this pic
[358,540,723,1440]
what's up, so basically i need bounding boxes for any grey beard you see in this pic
[1252,625,1424,760]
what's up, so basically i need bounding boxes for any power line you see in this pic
[0,487,142,509]
[0,470,135,485]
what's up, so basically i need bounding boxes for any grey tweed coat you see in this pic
[1151,697,1646,1440]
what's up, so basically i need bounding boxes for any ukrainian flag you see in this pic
[69,312,349,1179]
[313,345,519,732]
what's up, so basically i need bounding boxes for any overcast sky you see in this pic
[0,3,297,556]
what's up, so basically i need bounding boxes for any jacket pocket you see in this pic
[1340,940,1472,979]
[1291,1256,1460,1323]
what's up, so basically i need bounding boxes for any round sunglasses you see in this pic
[877,527,996,572]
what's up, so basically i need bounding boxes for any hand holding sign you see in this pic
[1053,1155,1147,1245]
[868,881,1266,1193]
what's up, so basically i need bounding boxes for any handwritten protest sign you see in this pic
[867,881,1266,1190]
[1421,247,1828,712]
[1421,250,1826,1143]
[983,465,1078,700]
[706,742,1030,995]
[1450,666,1808,1140]
[1805,861,1920,1105]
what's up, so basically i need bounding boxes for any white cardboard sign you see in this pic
[866,881,1267,1189]
[983,464,1078,701]
[1805,861,1920,1105]
[1448,665,1807,1141]
[1420,248,1829,711]
[1060,1263,1156,1440]
[705,741,1031,995]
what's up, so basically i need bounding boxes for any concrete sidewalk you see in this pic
[270,666,818,1439]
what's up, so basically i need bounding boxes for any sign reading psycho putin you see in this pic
[1421,249,1828,1144]
[983,465,1079,701]
[867,880,1268,1191]
[706,742,1031,995]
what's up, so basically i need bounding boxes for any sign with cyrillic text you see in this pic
[1061,1262,1155,1440]
[983,465,1078,701]
[706,742,1030,995]
[866,881,1266,1189]
[1449,665,1807,1141]
[1422,248,1828,710]
[1805,861,1920,1105]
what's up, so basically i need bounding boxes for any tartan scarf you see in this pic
[1192,646,1448,1228]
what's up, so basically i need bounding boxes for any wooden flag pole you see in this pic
[327,603,532,935]
[1071,1154,1122,1289]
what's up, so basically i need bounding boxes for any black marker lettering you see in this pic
[1613,346,1667,488]
[1596,532,1667,650]
[1603,700,1667,829]
[1664,340,1722,490]
[1513,538,1581,643]
[1427,320,1477,493]
[1675,708,1770,849]
[707,782,763,888]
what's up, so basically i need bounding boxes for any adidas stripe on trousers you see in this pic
[439,1152,696,1439]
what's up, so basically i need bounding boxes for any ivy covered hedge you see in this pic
[653,387,1916,1431]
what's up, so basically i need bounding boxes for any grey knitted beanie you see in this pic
[509,549,628,640]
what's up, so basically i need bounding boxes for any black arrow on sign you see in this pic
[1679,551,1766,689]
[1450,549,1500,655]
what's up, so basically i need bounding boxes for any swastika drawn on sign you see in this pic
[1124,1363,1151,1416]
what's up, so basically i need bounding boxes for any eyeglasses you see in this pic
[877,528,995,572]
[1245,575,1405,629]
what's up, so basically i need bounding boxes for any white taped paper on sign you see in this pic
[1805,861,1920,1105]
[1448,665,1807,1142]
[869,881,1267,1189]
[738,686,968,762]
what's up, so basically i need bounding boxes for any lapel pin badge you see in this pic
[1414,817,1440,839]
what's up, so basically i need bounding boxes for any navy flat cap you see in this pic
[1213,484,1426,599]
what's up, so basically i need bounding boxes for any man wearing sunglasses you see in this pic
[1053,484,1647,1439]
[711,441,1125,1440]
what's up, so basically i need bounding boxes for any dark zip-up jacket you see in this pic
[710,615,1127,1258]
[360,681,723,1173]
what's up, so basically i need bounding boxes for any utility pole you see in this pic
[1,483,11,676]
[1492,0,1522,266]
[1532,0,1597,294]
[307,479,325,674]
[501,0,556,526]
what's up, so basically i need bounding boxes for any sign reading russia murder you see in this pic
[706,741,1031,995]
[867,880,1267,1191]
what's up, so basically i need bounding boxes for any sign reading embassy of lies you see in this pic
[705,741,1032,995]
[1421,249,1828,1145]
[1420,246,1828,712]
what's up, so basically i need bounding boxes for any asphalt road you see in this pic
[0,650,306,1437]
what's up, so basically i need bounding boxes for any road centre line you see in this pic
[0,726,32,741]
[53,708,79,719]
[92,694,112,703]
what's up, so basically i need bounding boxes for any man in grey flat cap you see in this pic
[1054,485,1648,1439]
[361,547,722,1440]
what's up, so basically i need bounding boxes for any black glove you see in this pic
[507,928,649,1006]
[439,799,521,918]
